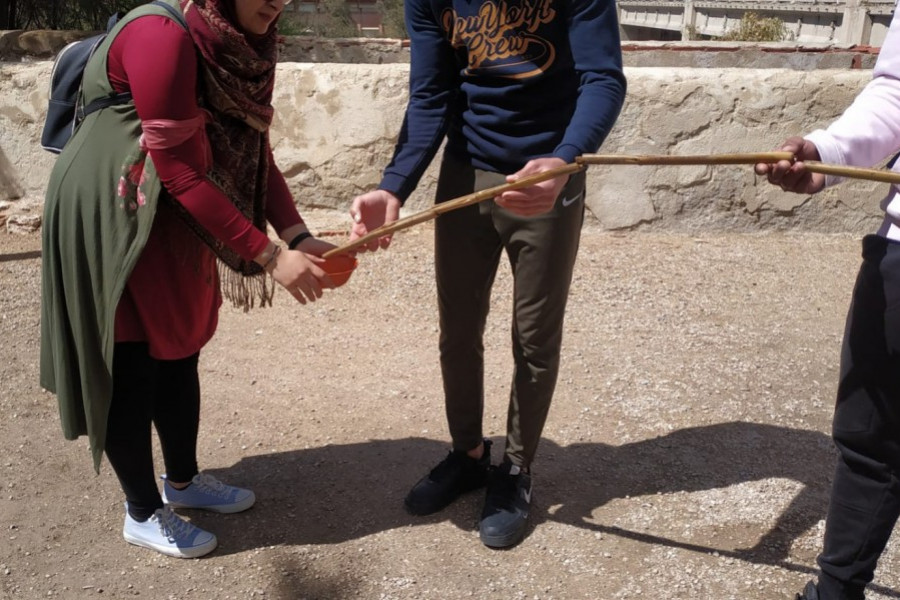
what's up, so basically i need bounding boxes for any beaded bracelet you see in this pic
[262,245,281,272]
[288,231,313,250]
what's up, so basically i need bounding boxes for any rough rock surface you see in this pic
[0,59,888,235]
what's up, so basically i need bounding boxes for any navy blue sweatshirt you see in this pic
[379,0,627,202]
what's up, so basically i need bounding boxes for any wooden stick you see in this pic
[322,162,585,258]
[577,152,795,166]
[579,153,900,185]
[321,153,900,259]
[802,161,900,185]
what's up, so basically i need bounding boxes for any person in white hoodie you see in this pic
[756,6,900,599]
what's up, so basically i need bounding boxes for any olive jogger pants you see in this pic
[433,153,586,468]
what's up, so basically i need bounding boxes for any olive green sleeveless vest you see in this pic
[40,0,186,472]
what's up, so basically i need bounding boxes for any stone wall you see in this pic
[0,40,886,234]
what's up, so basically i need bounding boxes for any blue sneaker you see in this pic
[162,473,256,513]
[123,504,217,558]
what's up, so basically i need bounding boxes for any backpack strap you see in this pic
[78,0,188,121]
[148,0,187,28]
[79,91,133,121]
[106,11,124,31]
[72,10,131,123]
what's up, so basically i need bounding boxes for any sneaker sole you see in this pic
[479,526,527,549]
[163,493,256,514]
[123,531,218,558]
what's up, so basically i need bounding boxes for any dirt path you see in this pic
[2,224,899,600]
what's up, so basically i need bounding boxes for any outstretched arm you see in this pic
[349,0,457,250]
[754,137,826,195]
[497,0,626,216]
[755,10,900,196]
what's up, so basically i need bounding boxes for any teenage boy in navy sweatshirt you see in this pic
[349,0,626,547]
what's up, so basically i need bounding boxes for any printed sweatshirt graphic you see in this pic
[442,0,557,78]
[379,0,627,202]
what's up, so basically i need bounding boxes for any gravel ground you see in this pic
[2,221,899,600]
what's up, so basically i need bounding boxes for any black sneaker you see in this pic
[479,461,532,548]
[796,581,819,600]
[404,439,492,516]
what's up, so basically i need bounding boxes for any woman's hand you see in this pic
[271,248,335,304]
[256,243,334,304]
[348,189,401,252]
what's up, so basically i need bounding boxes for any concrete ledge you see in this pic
[280,36,409,64]
[0,32,881,69]
[620,41,879,69]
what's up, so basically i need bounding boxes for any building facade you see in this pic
[618,0,896,45]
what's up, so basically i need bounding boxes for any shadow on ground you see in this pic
[201,423,829,554]
[198,421,900,598]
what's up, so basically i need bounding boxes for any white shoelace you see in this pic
[156,506,195,542]
[193,473,230,499]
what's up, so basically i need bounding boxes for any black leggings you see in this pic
[105,342,201,521]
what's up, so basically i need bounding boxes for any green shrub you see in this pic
[720,12,790,42]
[377,0,406,38]
[279,0,358,38]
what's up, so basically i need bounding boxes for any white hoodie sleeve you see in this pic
[805,1,900,188]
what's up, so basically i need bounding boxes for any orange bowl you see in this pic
[321,254,358,288]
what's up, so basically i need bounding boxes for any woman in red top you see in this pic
[100,0,327,558]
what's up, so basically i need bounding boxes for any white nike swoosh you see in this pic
[560,191,584,207]
[522,485,532,504]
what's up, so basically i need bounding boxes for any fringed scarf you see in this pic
[179,0,279,308]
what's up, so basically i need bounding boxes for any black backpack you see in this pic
[40,0,186,154]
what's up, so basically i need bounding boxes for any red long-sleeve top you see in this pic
[109,16,302,359]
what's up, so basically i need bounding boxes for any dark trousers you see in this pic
[105,342,201,521]
[818,235,900,600]
[433,154,585,468]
